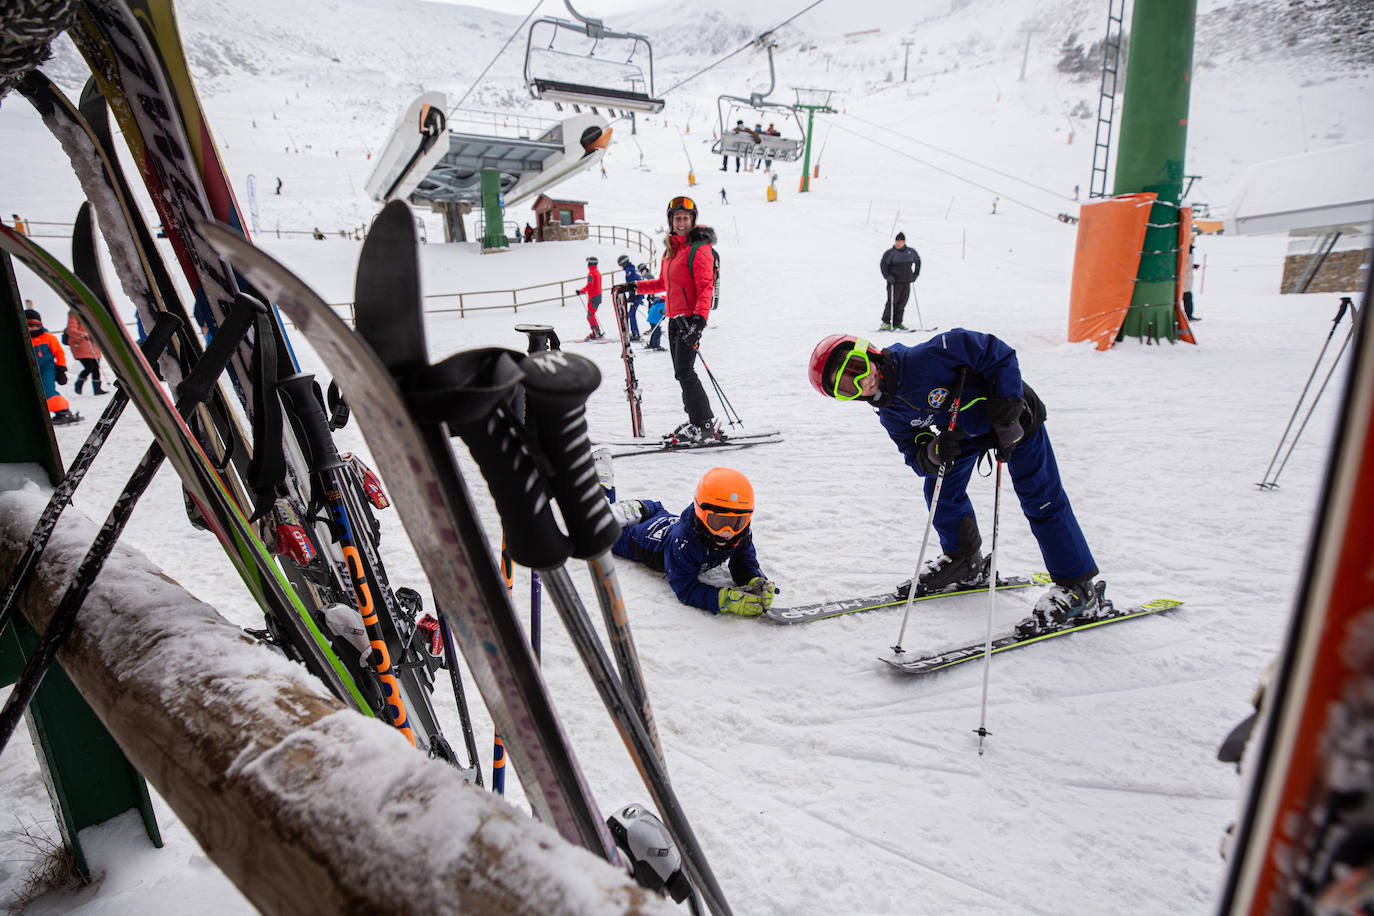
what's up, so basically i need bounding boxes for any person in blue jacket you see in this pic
[616,254,644,341]
[808,328,1099,636]
[639,262,666,351]
[611,467,777,616]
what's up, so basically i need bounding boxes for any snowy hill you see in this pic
[2,0,1372,913]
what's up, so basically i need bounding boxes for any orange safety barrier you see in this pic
[1067,192,1156,350]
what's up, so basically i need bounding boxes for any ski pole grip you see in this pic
[453,399,571,570]
[519,351,620,559]
[138,312,181,364]
[277,373,343,472]
[176,292,264,407]
[417,348,571,570]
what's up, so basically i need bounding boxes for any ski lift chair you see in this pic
[709,36,805,163]
[524,1,665,114]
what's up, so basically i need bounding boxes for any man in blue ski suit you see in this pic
[809,328,1099,636]
[610,467,776,616]
[616,254,644,340]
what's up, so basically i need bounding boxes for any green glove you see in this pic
[718,587,765,617]
[744,576,777,610]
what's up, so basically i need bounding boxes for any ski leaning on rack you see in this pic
[880,598,1184,675]
[0,225,372,715]
[763,572,1051,625]
[202,202,735,916]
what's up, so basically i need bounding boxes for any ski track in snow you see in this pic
[2,0,1369,912]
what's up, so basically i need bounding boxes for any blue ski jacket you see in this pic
[612,501,762,612]
[874,328,1043,476]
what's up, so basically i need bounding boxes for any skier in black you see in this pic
[879,233,920,331]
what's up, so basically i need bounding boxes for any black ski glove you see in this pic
[924,427,967,468]
[992,421,1023,461]
[681,314,707,349]
[613,281,637,296]
[54,366,67,386]
[985,397,1024,461]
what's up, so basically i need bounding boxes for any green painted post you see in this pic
[479,169,509,250]
[1,251,62,486]
[793,89,835,194]
[799,107,817,193]
[1112,0,1196,343]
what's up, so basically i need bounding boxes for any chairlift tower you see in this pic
[793,88,834,193]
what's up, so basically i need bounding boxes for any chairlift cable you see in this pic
[659,0,827,97]
[829,119,1063,221]
[846,111,1075,201]
[452,0,547,115]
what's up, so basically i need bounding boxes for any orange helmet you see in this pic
[693,467,753,543]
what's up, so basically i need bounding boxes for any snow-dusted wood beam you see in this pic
[0,471,672,916]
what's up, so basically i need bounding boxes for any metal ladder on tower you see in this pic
[1088,0,1127,198]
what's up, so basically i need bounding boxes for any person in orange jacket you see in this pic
[577,255,604,340]
[620,196,720,444]
[26,308,79,425]
[64,310,108,395]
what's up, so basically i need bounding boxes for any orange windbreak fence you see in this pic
[1067,192,1156,350]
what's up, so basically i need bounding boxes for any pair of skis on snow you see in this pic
[761,569,1182,675]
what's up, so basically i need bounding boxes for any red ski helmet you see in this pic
[809,334,883,400]
[693,467,753,542]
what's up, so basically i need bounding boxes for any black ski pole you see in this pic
[1258,297,1357,489]
[974,457,1004,755]
[0,293,261,755]
[892,367,969,655]
[0,314,179,638]
[435,608,483,786]
[457,350,734,916]
[693,344,742,428]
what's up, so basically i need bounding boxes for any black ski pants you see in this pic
[668,316,713,427]
[882,281,910,326]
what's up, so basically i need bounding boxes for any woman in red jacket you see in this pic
[630,196,720,444]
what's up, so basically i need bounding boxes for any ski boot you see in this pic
[93,381,109,395]
[663,421,703,446]
[1015,579,1103,637]
[50,409,80,426]
[896,550,984,598]
[878,322,893,331]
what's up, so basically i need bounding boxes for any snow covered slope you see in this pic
[2,0,1370,912]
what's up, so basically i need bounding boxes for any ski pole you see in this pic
[0,314,179,637]
[974,458,1004,755]
[1258,297,1356,489]
[912,289,927,331]
[434,609,483,786]
[893,367,969,655]
[0,292,260,755]
[461,350,732,914]
[693,344,743,427]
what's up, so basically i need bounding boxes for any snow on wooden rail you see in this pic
[0,466,672,916]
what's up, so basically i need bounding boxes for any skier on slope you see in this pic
[616,196,720,443]
[610,467,777,617]
[616,254,644,341]
[808,328,1100,636]
[879,232,921,331]
[26,308,79,426]
[64,310,108,395]
[578,255,605,340]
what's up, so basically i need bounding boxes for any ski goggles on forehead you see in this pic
[700,507,750,535]
[830,338,875,401]
[668,196,696,213]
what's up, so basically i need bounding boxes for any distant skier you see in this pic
[578,255,604,340]
[64,311,107,395]
[720,187,728,205]
[616,254,644,341]
[610,467,777,616]
[275,177,282,195]
[808,328,1100,637]
[524,223,535,243]
[638,262,666,351]
[879,232,920,331]
[26,308,79,426]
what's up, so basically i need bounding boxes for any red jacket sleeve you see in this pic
[686,244,714,318]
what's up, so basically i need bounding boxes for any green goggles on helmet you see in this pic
[829,338,875,401]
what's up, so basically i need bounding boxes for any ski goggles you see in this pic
[699,507,751,536]
[667,196,697,215]
[829,338,875,401]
